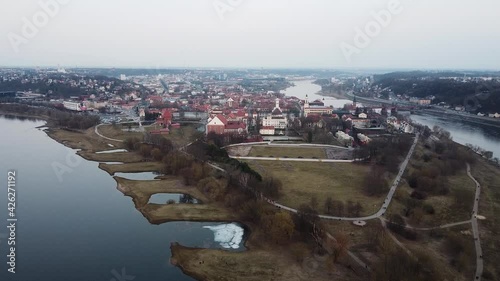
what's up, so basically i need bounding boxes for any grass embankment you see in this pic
[47,127,120,152]
[170,242,361,281]
[248,146,327,159]
[114,176,207,207]
[99,162,164,175]
[246,160,382,216]
[471,157,500,280]
[97,124,143,141]
[114,177,236,224]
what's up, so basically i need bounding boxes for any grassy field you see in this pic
[145,124,199,147]
[97,124,143,141]
[99,162,164,175]
[142,203,237,224]
[78,151,144,163]
[248,146,327,158]
[170,243,362,281]
[246,160,383,216]
[47,127,120,152]
[114,176,207,207]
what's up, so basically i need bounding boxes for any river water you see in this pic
[0,116,245,281]
[410,113,500,159]
[281,79,354,109]
[281,80,500,159]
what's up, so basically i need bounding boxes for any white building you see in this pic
[63,101,84,112]
[303,95,333,117]
[262,98,288,130]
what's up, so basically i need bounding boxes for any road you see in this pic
[467,163,483,281]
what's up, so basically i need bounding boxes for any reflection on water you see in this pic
[411,113,500,158]
[114,172,161,180]
[0,115,246,281]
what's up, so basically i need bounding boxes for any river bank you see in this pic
[11,110,347,280]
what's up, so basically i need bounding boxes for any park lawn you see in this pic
[47,127,120,152]
[170,243,362,281]
[145,124,199,147]
[246,161,383,216]
[99,161,164,175]
[142,203,237,224]
[97,124,143,141]
[114,176,207,207]
[248,146,327,159]
[78,150,144,163]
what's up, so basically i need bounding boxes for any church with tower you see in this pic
[303,94,334,117]
[260,98,288,135]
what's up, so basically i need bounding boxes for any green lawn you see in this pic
[248,146,327,159]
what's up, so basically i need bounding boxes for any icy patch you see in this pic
[203,223,244,249]
[107,144,115,147]
[96,149,128,154]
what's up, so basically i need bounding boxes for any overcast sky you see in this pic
[1,0,499,69]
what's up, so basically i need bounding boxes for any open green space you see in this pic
[248,146,327,159]
[246,160,383,216]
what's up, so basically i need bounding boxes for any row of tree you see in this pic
[0,103,100,130]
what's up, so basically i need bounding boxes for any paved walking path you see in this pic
[467,163,483,281]
[95,124,124,143]
[267,133,419,221]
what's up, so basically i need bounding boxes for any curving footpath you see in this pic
[95,124,124,143]
[268,132,420,221]
[467,163,483,281]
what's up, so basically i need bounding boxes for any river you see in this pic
[281,80,354,108]
[410,113,500,159]
[0,115,245,281]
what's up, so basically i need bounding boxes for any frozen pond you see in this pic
[203,223,246,250]
[149,193,199,204]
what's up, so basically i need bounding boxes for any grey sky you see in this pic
[1,0,499,69]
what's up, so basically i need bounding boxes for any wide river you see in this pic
[0,115,245,281]
[281,80,500,159]
[410,113,500,159]
[281,79,354,108]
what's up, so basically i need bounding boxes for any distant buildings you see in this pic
[303,95,333,117]
[63,101,85,111]
[261,98,288,134]
[206,114,247,135]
